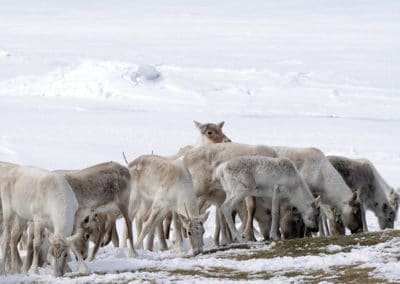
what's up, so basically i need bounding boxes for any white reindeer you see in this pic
[328,155,397,232]
[128,155,209,255]
[121,120,230,250]
[215,156,320,241]
[0,162,87,276]
[183,142,277,245]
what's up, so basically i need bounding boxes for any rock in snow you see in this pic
[135,64,161,81]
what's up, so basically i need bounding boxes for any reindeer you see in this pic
[184,143,363,244]
[120,120,231,250]
[328,155,397,232]
[271,147,363,234]
[215,156,320,241]
[0,162,87,276]
[128,155,209,255]
[54,161,136,261]
[183,142,277,245]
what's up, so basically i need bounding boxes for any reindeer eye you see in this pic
[64,253,68,258]
[85,233,90,240]
[207,131,213,135]
[188,231,192,236]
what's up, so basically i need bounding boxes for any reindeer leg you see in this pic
[22,223,34,272]
[137,209,166,251]
[28,220,43,275]
[10,218,24,273]
[117,202,137,257]
[269,186,282,241]
[101,221,113,247]
[163,213,173,240]
[157,222,168,251]
[243,196,256,241]
[322,213,330,236]
[318,215,326,237]
[1,214,13,274]
[145,226,156,251]
[111,221,119,248]
[213,208,221,246]
[172,212,184,253]
[221,192,247,243]
[87,221,106,262]
[361,204,368,232]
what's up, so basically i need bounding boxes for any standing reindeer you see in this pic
[0,162,87,276]
[128,155,209,255]
[215,156,320,241]
[120,120,231,251]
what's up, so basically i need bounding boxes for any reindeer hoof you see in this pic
[270,235,279,241]
[78,263,89,274]
[128,249,137,257]
[28,267,38,275]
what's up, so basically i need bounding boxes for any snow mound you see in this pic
[0,61,137,99]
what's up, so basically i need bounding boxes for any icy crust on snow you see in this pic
[1,60,400,120]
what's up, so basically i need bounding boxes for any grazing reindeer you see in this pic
[22,212,97,273]
[215,156,320,241]
[328,155,397,231]
[272,147,363,234]
[184,143,363,242]
[0,162,87,276]
[55,161,136,261]
[128,155,209,255]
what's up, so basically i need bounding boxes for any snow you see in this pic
[1,0,400,282]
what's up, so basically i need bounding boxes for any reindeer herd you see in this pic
[0,121,399,277]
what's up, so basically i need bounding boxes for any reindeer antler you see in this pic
[122,152,129,165]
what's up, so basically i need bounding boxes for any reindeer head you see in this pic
[300,196,321,233]
[178,209,210,256]
[280,206,305,239]
[48,234,70,277]
[73,212,100,261]
[376,200,396,229]
[194,121,231,144]
[341,192,363,234]
[329,207,346,236]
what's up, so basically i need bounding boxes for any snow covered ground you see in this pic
[1,0,400,282]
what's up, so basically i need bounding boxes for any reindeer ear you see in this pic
[199,211,210,223]
[349,191,358,205]
[194,120,202,130]
[217,121,225,129]
[313,196,321,207]
[177,213,190,229]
